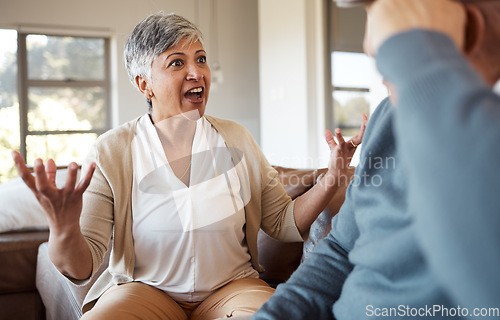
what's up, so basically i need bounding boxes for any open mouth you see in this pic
[185,87,204,103]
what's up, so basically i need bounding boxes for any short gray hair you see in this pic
[124,12,205,86]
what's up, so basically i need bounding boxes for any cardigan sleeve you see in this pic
[259,159,304,242]
[61,141,114,287]
[79,143,114,281]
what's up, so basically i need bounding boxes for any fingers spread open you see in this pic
[352,113,368,146]
[325,129,337,151]
[11,151,37,192]
[63,162,79,194]
[75,162,96,195]
[46,159,57,186]
[335,128,346,146]
[34,159,52,194]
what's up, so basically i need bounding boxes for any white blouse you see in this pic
[130,114,258,302]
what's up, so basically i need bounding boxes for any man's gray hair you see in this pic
[124,12,205,86]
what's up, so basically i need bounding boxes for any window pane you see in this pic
[332,51,371,89]
[28,87,106,131]
[0,29,20,183]
[0,105,20,183]
[26,133,97,165]
[27,35,105,81]
[333,90,370,136]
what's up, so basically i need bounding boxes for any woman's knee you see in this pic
[191,278,275,320]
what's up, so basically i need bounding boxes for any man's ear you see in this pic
[135,75,152,99]
[464,4,485,56]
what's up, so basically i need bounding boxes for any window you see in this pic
[331,51,371,137]
[0,29,110,183]
[327,2,385,138]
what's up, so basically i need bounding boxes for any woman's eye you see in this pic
[197,56,207,64]
[169,59,183,67]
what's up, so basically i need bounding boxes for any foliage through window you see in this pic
[328,2,387,139]
[0,29,110,183]
[331,51,371,137]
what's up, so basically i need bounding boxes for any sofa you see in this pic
[0,230,48,319]
[0,167,69,320]
[0,165,354,320]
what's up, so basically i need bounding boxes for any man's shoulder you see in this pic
[370,97,393,121]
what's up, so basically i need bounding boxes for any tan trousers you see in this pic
[80,278,274,320]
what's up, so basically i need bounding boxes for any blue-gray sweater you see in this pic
[253,30,500,320]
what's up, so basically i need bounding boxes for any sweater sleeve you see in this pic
[378,30,500,308]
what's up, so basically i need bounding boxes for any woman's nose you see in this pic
[186,64,202,81]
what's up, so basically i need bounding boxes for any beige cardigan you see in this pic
[76,115,303,313]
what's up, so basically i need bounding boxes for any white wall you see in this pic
[0,0,261,142]
[258,0,328,168]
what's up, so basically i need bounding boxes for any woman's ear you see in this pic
[135,75,152,99]
[464,4,485,56]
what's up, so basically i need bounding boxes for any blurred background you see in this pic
[0,0,386,183]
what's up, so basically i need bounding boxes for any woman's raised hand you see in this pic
[292,114,368,234]
[11,151,96,233]
[324,113,368,179]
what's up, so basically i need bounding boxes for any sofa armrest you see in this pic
[0,230,49,320]
[272,166,328,199]
[36,241,110,320]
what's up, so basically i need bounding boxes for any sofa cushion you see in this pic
[257,230,303,287]
[0,177,48,233]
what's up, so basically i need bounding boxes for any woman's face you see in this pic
[147,38,211,120]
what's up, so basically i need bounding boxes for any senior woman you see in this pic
[12,12,366,320]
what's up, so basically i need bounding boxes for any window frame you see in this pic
[326,1,369,133]
[332,71,370,131]
[16,31,111,161]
